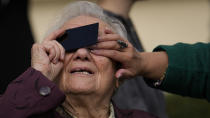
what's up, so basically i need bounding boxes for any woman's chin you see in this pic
[64,83,98,94]
[60,74,99,93]
[69,88,95,94]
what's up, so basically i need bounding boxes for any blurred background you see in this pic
[29,0,210,51]
[1,0,210,117]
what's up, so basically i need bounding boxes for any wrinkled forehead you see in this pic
[61,15,110,36]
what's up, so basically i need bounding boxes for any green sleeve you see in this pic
[153,42,210,102]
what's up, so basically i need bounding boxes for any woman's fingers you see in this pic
[96,31,130,51]
[91,49,139,79]
[91,41,121,50]
[52,40,65,61]
[93,40,130,52]
[54,40,65,61]
[98,33,123,42]
[48,45,56,61]
[52,42,60,63]
[91,31,142,80]
[41,29,66,63]
[115,69,133,79]
[91,49,126,62]
[43,29,65,42]
[43,41,63,64]
[104,28,114,34]
[31,29,66,81]
[91,40,129,51]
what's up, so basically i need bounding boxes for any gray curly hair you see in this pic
[45,1,127,40]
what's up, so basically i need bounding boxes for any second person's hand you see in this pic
[90,29,144,80]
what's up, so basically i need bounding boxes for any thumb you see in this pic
[54,61,64,72]
[50,61,64,81]
[115,69,133,80]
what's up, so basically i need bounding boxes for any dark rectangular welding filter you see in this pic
[58,23,99,52]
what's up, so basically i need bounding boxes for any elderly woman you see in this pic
[0,1,157,118]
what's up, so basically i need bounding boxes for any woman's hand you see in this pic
[90,29,144,80]
[31,30,65,81]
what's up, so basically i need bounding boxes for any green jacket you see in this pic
[154,42,210,102]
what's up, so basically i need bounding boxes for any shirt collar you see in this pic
[57,103,115,118]
[109,103,115,118]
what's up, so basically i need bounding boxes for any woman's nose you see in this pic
[73,48,91,61]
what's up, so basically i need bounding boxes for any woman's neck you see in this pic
[62,94,111,118]
[98,0,135,18]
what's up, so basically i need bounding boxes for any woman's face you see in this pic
[58,15,116,95]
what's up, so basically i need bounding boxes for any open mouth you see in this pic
[70,67,94,75]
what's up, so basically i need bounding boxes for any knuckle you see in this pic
[55,40,62,47]
[111,34,119,39]
[127,52,133,59]
[102,43,108,48]
[42,40,49,44]
[32,43,41,49]
[50,32,57,38]
[46,45,52,50]
[114,43,119,49]
[32,44,37,49]
[52,40,57,44]
[97,42,105,48]
[110,50,117,56]
[116,35,121,39]
[49,48,55,53]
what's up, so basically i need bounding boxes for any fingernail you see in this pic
[91,49,99,54]
[117,73,122,79]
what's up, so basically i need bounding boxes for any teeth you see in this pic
[74,71,90,75]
